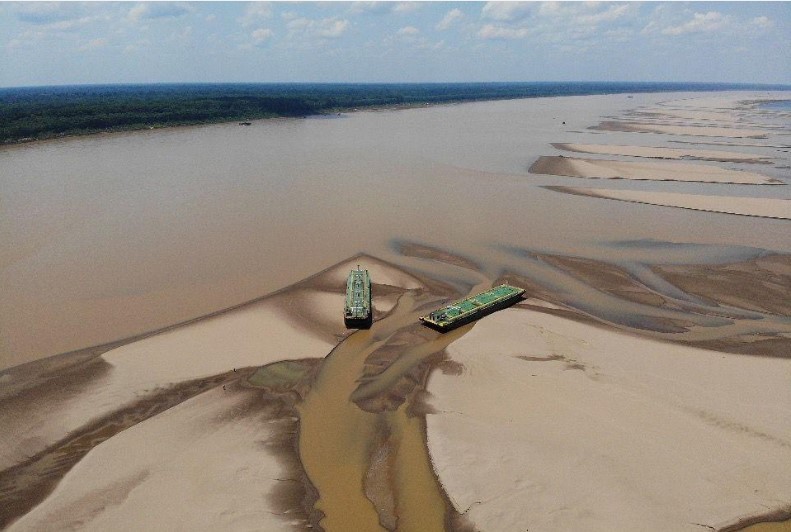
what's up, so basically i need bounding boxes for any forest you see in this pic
[0,82,781,144]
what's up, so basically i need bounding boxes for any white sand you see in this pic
[554,143,771,163]
[538,156,777,184]
[8,385,297,531]
[558,188,791,220]
[427,308,791,531]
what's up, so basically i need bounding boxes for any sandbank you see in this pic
[593,121,770,138]
[552,142,772,163]
[426,307,791,532]
[8,382,302,531]
[0,254,422,527]
[547,186,791,220]
[530,156,781,184]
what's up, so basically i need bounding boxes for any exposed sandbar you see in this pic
[593,121,769,138]
[7,378,312,531]
[530,156,781,184]
[651,254,791,317]
[426,307,791,532]
[552,142,772,163]
[547,186,791,220]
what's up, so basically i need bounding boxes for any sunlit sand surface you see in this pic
[530,156,781,184]
[552,142,773,163]
[548,187,791,219]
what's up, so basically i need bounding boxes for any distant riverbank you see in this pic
[2,81,789,145]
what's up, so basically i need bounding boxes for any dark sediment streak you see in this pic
[0,369,247,529]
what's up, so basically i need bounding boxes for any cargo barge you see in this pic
[419,284,525,332]
[344,265,372,328]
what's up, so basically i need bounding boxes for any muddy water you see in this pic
[2,90,790,369]
[298,288,476,531]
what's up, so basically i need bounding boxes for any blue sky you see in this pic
[1,1,789,87]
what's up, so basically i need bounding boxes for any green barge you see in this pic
[344,265,372,328]
[419,284,525,331]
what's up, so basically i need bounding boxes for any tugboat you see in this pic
[419,284,525,332]
[344,265,372,329]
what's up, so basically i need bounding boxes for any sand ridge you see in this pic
[547,186,791,220]
[551,142,773,163]
[529,155,781,184]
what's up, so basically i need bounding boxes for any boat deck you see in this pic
[419,284,525,331]
[345,267,372,328]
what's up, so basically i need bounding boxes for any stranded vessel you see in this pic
[344,265,372,328]
[419,284,525,332]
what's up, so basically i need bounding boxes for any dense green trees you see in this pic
[0,82,783,144]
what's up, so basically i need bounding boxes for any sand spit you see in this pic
[551,142,772,163]
[668,139,791,149]
[0,369,247,529]
[529,156,781,184]
[593,121,770,138]
[7,376,311,532]
[426,307,791,532]
[546,186,791,220]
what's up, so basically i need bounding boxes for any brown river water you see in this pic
[1,91,790,370]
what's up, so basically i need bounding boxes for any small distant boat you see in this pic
[419,284,525,332]
[239,121,251,126]
[344,265,372,329]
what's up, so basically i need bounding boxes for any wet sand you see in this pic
[592,121,770,138]
[2,91,791,531]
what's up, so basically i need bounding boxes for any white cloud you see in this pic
[42,16,98,32]
[350,2,418,15]
[239,2,272,28]
[750,16,773,30]
[318,18,349,38]
[478,24,529,40]
[482,2,533,22]
[661,11,730,36]
[78,38,107,52]
[575,4,630,25]
[538,2,631,26]
[288,17,350,40]
[436,9,463,31]
[252,27,273,45]
[397,26,420,36]
[392,2,420,14]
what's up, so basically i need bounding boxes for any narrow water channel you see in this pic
[297,287,483,531]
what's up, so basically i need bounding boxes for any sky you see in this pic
[1,1,789,87]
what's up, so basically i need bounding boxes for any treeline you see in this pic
[1,82,786,144]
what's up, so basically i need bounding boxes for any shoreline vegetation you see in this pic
[1,81,789,145]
